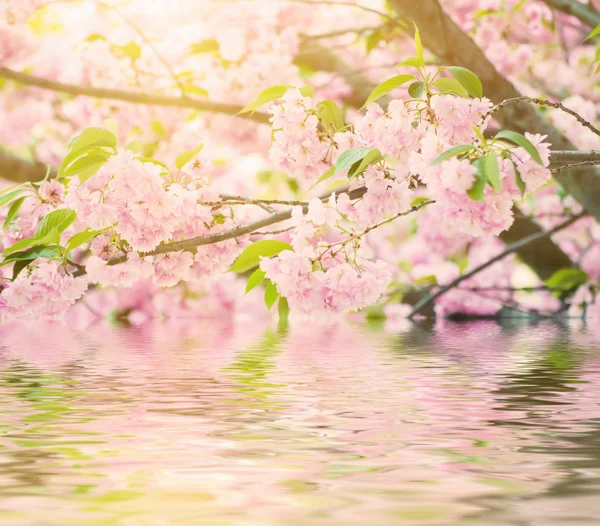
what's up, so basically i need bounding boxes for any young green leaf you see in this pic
[585,24,600,41]
[0,189,26,207]
[495,130,544,165]
[182,84,209,97]
[430,145,474,165]
[35,208,76,238]
[316,100,345,131]
[361,74,415,108]
[408,81,425,99]
[482,154,502,191]
[466,159,486,201]
[264,280,280,310]
[175,144,204,170]
[189,39,220,54]
[413,23,424,67]
[238,85,294,114]
[299,85,314,98]
[432,77,468,98]
[467,175,486,201]
[398,56,423,68]
[60,151,111,181]
[66,229,103,252]
[513,163,526,197]
[3,227,61,256]
[334,147,374,174]
[544,268,589,292]
[446,66,483,98]
[68,127,117,151]
[1,245,62,266]
[229,240,293,273]
[348,149,383,178]
[310,166,336,189]
[3,196,25,231]
[245,268,266,294]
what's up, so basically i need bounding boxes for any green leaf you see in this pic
[175,144,204,170]
[361,74,415,108]
[189,39,220,54]
[366,30,383,54]
[317,100,345,132]
[0,189,26,207]
[11,259,32,281]
[3,228,61,256]
[112,41,141,62]
[544,268,589,292]
[68,127,117,151]
[238,85,294,114]
[408,81,425,99]
[229,240,293,273]
[334,147,374,175]
[299,85,314,98]
[182,84,209,97]
[446,66,483,98]
[348,148,383,178]
[413,23,424,67]
[310,166,336,189]
[104,117,119,138]
[277,296,290,320]
[1,245,62,267]
[432,77,468,97]
[585,24,600,41]
[515,168,526,197]
[3,196,25,231]
[398,56,423,68]
[245,268,266,294]
[482,154,501,191]
[495,130,544,165]
[135,157,170,173]
[60,151,111,181]
[35,208,76,238]
[66,229,103,252]
[467,159,486,201]
[430,145,474,165]
[264,281,279,310]
[151,120,168,138]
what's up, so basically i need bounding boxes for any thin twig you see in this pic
[551,159,600,173]
[484,96,600,138]
[283,0,393,21]
[407,212,587,319]
[96,1,187,96]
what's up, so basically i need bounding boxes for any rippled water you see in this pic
[0,319,599,525]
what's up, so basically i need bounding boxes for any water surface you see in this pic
[0,319,599,525]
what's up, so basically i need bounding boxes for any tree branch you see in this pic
[0,67,271,124]
[541,0,600,28]
[407,212,586,319]
[388,0,600,220]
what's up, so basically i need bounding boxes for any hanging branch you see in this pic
[407,212,587,319]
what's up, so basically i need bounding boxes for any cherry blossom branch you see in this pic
[551,159,600,173]
[484,96,600,138]
[540,0,600,28]
[71,187,369,277]
[407,212,587,319]
[0,67,271,124]
[319,200,435,252]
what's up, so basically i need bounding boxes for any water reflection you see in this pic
[0,319,598,525]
